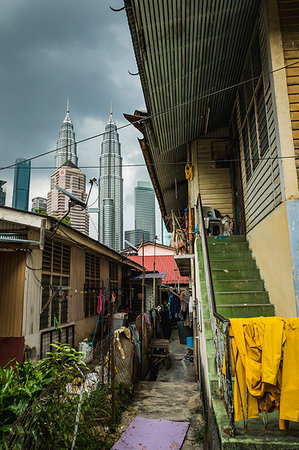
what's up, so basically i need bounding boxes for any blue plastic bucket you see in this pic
[186,336,193,347]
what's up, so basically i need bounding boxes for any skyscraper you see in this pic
[32,197,47,213]
[98,110,123,251]
[135,181,155,242]
[125,229,150,247]
[12,158,31,211]
[47,104,89,235]
[0,181,7,206]
[54,100,78,169]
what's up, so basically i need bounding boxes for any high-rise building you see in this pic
[47,105,89,235]
[54,100,78,169]
[32,197,47,213]
[12,158,31,211]
[0,180,7,206]
[135,181,155,242]
[125,229,150,248]
[98,110,123,251]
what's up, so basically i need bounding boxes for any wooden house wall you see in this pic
[193,138,234,217]
[0,252,25,337]
[278,0,299,186]
[237,8,282,231]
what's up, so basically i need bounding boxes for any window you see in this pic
[40,240,71,330]
[109,261,118,292]
[84,252,101,317]
[239,27,269,181]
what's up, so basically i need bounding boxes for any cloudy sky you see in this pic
[0,0,162,240]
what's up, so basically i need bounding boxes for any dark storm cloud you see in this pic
[0,0,154,235]
[0,0,144,168]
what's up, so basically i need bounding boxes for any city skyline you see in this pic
[0,1,154,241]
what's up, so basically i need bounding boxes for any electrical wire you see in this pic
[89,214,98,235]
[1,58,298,172]
[1,153,297,171]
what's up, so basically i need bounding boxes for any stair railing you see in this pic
[196,193,235,437]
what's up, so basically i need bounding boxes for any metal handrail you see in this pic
[196,192,235,436]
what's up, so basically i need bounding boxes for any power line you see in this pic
[1,58,299,172]
[1,154,297,171]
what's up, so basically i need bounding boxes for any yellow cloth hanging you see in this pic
[223,316,299,429]
[280,318,299,424]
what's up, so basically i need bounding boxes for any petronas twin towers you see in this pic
[98,110,123,251]
[48,102,124,250]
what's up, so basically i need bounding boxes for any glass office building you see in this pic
[135,181,156,242]
[12,159,31,211]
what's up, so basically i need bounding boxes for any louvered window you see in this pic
[109,261,118,292]
[257,84,269,156]
[40,239,70,330]
[239,26,269,181]
[84,252,101,318]
[242,126,252,181]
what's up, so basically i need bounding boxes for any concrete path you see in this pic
[116,328,205,449]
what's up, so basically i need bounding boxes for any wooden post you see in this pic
[141,233,145,379]
[153,237,156,338]
[110,286,116,423]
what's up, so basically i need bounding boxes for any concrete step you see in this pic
[206,235,246,244]
[206,242,249,252]
[202,291,270,305]
[212,397,299,448]
[200,268,260,280]
[214,303,275,318]
[132,381,198,422]
[209,259,257,270]
[201,279,265,292]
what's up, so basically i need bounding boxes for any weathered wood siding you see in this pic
[278,0,299,186]
[193,139,234,217]
[0,252,25,337]
[237,10,282,231]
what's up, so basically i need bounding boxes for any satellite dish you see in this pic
[55,186,86,208]
[124,239,138,252]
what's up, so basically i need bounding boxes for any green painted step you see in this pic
[200,268,260,280]
[207,259,257,270]
[203,242,249,252]
[201,279,265,292]
[206,235,246,244]
[212,303,275,318]
[202,291,270,305]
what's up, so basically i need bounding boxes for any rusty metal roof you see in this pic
[125,0,259,216]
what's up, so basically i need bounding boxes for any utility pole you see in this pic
[110,284,116,423]
[153,236,156,338]
[141,232,145,379]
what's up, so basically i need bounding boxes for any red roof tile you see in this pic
[128,255,189,285]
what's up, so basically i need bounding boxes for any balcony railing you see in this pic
[196,193,235,437]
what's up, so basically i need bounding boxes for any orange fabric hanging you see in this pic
[223,316,299,428]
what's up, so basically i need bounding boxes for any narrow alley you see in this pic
[112,328,205,449]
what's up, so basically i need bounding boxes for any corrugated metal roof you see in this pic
[125,0,259,216]
[128,254,189,285]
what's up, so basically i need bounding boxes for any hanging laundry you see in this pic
[224,317,299,429]
[130,324,141,363]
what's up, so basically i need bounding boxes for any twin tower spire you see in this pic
[52,100,124,250]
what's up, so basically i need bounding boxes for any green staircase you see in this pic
[197,235,299,448]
